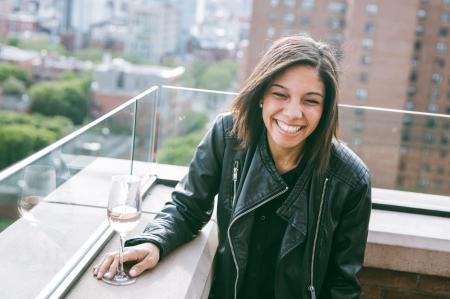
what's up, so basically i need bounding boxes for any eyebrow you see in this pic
[270,83,324,98]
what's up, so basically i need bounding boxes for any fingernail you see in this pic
[97,272,103,279]
[129,269,137,277]
[93,268,97,275]
[104,272,111,278]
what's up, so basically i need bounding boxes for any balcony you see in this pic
[0,86,449,298]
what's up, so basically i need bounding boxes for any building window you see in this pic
[267,27,275,38]
[356,88,368,100]
[442,12,450,23]
[434,58,445,68]
[444,0,450,5]
[270,0,279,7]
[426,117,436,128]
[353,122,364,132]
[284,0,296,7]
[361,55,372,65]
[440,27,449,36]
[416,25,425,35]
[355,108,364,116]
[423,132,434,144]
[415,40,422,51]
[447,106,450,114]
[350,138,362,148]
[328,18,345,29]
[403,115,413,126]
[410,71,417,82]
[300,16,311,25]
[407,85,417,96]
[365,22,375,33]
[366,4,378,16]
[417,9,427,19]
[441,137,449,146]
[431,89,440,99]
[284,13,295,25]
[402,131,410,142]
[405,100,415,110]
[116,71,124,89]
[328,2,347,13]
[428,103,439,112]
[302,0,315,10]
[360,72,368,83]
[362,38,374,49]
[432,73,442,84]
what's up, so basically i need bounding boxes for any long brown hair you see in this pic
[230,35,340,174]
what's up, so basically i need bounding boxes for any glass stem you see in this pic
[118,233,126,276]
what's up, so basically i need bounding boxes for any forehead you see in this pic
[270,65,324,92]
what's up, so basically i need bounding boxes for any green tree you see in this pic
[158,130,205,166]
[158,110,209,166]
[197,60,237,91]
[0,111,73,170]
[0,124,56,169]
[1,76,26,95]
[0,63,31,86]
[29,79,89,125]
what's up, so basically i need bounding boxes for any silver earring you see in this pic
[259,103,263,108]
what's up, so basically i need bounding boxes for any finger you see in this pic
[104,255,120,279]
[96,253,116,279]
[129,253,159,277]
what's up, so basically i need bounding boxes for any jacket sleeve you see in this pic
[125,113,227,259]
[320,174,372,299]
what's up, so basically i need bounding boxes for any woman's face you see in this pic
[262,64,325,156]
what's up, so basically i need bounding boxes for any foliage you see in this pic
[9,37,67,56]
[29,78,90,125]
[181,59,237,91]
[0,63,31,86]
[1,76,26,95]
[0,219,13,233]
[0,111,73,170]
[158,110,209,166]
[0,124,56,169]
[158,130,205,166]
[0,111,73,139]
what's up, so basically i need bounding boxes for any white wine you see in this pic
[107,205,141,233]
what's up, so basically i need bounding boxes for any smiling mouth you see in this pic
[275,119,305,134]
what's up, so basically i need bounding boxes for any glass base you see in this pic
[102,272,136,286]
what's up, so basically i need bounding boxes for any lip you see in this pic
[274,119,305,135]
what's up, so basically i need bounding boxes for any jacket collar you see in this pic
[233,131,314,235]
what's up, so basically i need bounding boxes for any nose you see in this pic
[285,100,303,119]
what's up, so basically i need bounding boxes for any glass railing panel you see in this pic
[130,87,158,179]
[0,87,159,299]
[154,86,236,167]
[339,105,450,198]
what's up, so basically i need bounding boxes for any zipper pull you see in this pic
[233,161,238,181]
[308,285,316,299]
[232,161,239,208]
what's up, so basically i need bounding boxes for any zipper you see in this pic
[232,161,239,208]
[228,186,289,299]
[308,177,329,299]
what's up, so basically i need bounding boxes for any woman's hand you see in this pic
[93,242,160,280]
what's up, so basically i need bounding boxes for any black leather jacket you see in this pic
[127,113,371,299]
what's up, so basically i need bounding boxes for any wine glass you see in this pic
[103,174,142,286]
[18,164,56,224]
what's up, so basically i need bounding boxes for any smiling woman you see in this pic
[94,35,371,299]
[261,65,325,174]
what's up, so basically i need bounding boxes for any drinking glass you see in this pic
[18,165,56,224]
[103,174,142,285]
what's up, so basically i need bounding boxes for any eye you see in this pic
[305,99,321,105]
[273,92,287,99]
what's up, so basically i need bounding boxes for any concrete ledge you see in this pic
[366,209,450,277]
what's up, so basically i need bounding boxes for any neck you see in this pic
[269,142,304,175]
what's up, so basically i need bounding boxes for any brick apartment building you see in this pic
[246,0,450,196]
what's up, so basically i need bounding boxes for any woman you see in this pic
[94,35,371,299]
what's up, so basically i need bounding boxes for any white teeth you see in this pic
[276,120,303,133]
